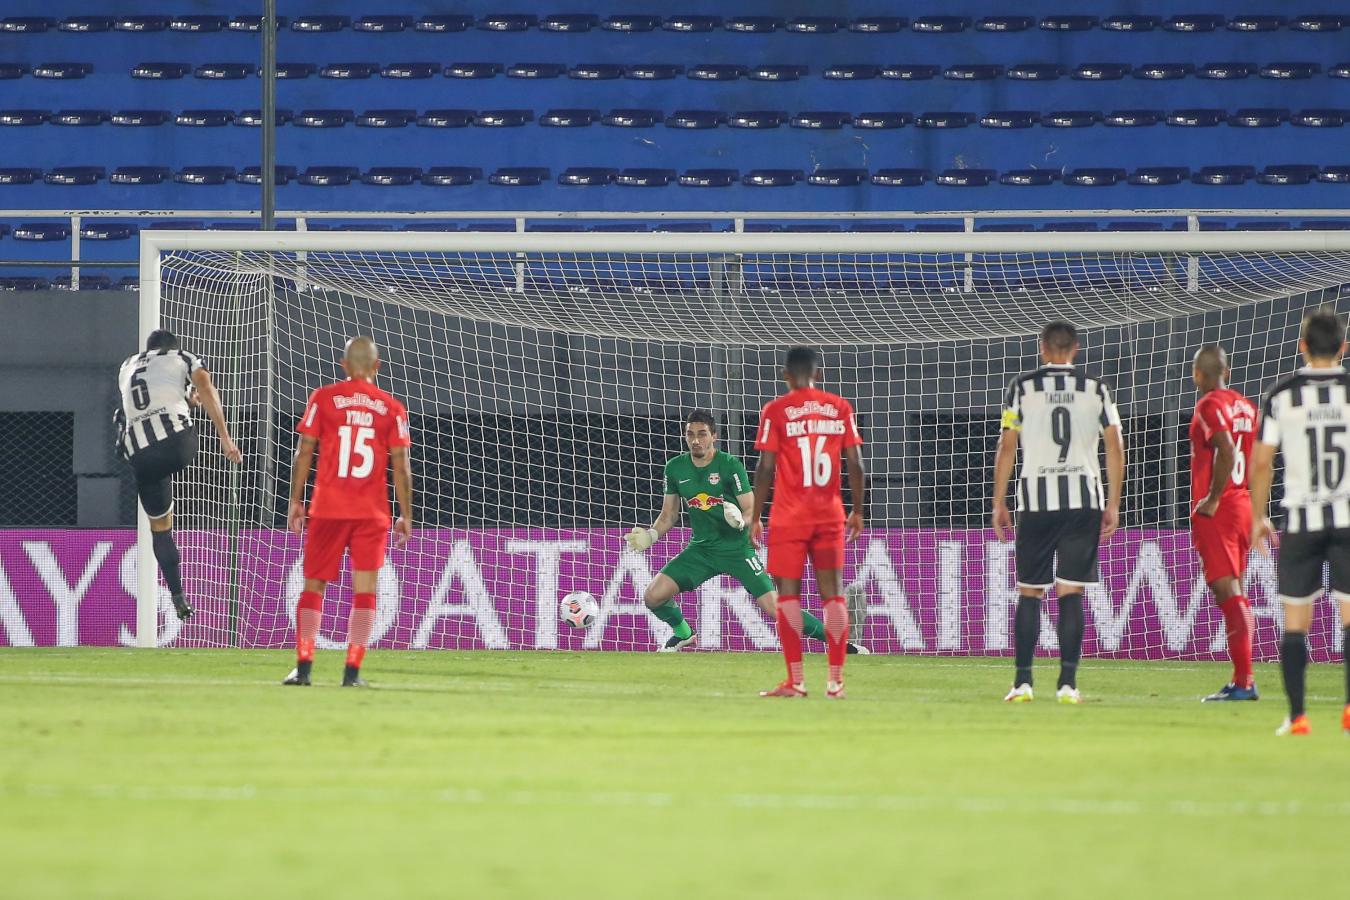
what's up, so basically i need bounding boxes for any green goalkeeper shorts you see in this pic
[660,545,775,599]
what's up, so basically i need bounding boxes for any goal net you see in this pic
[140,231,1350,662]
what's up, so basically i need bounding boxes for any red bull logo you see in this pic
[686,492,724,512]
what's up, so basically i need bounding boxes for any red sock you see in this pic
[1218,595,1254,689]
[346,592,376,668]
[823,596,849,685]
[775,595,804,686]
[296,590,323,662]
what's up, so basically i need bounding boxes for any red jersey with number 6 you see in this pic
[1189,387,1256,509]
[755,386,864,527]
[297,378,411,523]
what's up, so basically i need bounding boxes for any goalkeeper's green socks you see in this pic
[801,610,827,642]
[650,600,693,640]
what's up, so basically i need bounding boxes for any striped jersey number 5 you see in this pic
[797,435,832,487]
[338,425,375,479]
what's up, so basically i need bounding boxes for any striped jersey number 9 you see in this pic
[1051,406,1072,463]
[797,435,832,488]
[337,425,375,479]
[1230,435,1246,485]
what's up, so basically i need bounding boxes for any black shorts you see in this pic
[1276,527,1350,603]
[1015,508,1103,589]
[128,428,196,519]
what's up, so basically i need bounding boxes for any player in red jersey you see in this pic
[751,347,866,699]
[283,337,413,687]
[1190,346,1259,702]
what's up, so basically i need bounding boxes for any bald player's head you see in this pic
[1192,345,1228,393]
[341,336,380,380]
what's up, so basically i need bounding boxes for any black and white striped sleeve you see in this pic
[1259,391,1282,447]
[1097,382,1122,429]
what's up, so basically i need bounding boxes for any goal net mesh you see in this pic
[154,246,1349,661]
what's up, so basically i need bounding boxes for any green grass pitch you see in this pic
[2,649,1348,899]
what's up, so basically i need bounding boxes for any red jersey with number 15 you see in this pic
[1189,387,1256,509]
[297,378,411,523]
[755,386,864,527]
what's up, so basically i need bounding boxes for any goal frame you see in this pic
[135,227,1350,647]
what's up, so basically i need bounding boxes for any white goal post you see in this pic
[135,228,1350,659]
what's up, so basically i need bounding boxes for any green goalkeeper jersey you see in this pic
[664,450,754,554]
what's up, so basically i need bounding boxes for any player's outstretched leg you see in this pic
[1004,592,1041,702]
[342,590,376,687]
[1276,629,1311,736]
[149,517,193,621]
[1055,591,1084,704]
[762,594,807,697]
[284,587,323,686]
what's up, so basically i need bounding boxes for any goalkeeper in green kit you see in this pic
[626,410,869,654]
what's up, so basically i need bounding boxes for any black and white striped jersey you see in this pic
[116,349,203,457]
[1258,366,1350,533]
[1002,364,1122,512]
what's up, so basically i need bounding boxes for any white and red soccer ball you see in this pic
[559,591,599,629]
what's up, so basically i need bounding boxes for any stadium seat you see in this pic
[1074,63,1130,80]
[0,277,50,290]
[744,170,804,187]
[141,220,206,229]
[1258,165,1320,185]
[1234,221,1292,230]
[174,167,234,185]
[936,169,995,186]
[13,223,71,241]
[558,167,618,185]
[1105,221,1168,230]
[0,64,26,79]
[420,167,481,186]
[781,223,842,232]
[688,65,744,81]
[1103,15,1159,31]
[666,110,726,129]
[1042,111,1100,128]
[1041,16,1098,31]
[170,15,227,32]
[1,17,52,32]
[750,65,808,81]
[418,109,474,127]
[1000,170,1058,186]
[478,14,537,31]
[1229,109,1288,127]
[111,166,171,185]
[1261,63,1320,79]
[627,64,683,80]
[912,223,964,232]
[871,169,929,186]
[603,109,661,127]
[1166,14,1223,32]
[489,167,550,186]
[416,15,473,32]
[291,16,349,33]
[679,169,738,187]
[274,63,316,79]
[298,166,360,186]
[176,110,235,127]
[356,110,415,128]
[1,110,49,126]
[853,112,911,129]
[235,109,293,126]
[476,110,534,127]
[604,15,661,32]
[115,16,168,31]
[1198,63,1254,80]
[1007,64,1063,81]
[808,169,867,187]
[354,15,411,32]
[981,111,1038,129]
[1318,166,1350,183]
[978,16,1034,31]
[729,111,787,129]
[294,110,354,128]
[228,15,287,31]
[1064,168,1127,186]
[446,63,502,79]
[53,275,112,291]
[616,168,676,186]
[791,112,851,129]
[131,63,189,80]
[978,223,1036,231]
[459,222,516,231]
[1134,63,1194,80]
[1331,64,1350,79]
[912,16,969,32]
[916,112,975,128]
[400,222,460,231]
[382,63,437,79]
[664,16,720,32]
[540,109,601,127]
[321,63,379,79]
[45,166,104,185]
[0,168,40,184]
[823,65,878,80]
[33,63,92,80]
[1167,110,1224,127]
[788,17,845,33]
[882,65,938,80]
[1193,166,1255,185]
[1041,221,1099,231]
[362,167,422,186]
[1129,167,1190,185]
[1104,110,1163,127]
[945,65,1001,81]
[568,63,622,80]
[589,223,648,232]
[196,63,254,80]
[1292,110,1346,127]
[80,223,137,240]
[654,222,724,232]
[742,223,783,232]
[1290,15,1342,31]
[726,17,782,33]
[237,166,298,185]
[60,17,113,32]
[1300,220,1350,229]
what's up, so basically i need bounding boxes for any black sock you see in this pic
[1343,626,1350,706]
[1014,595,1041,687]
[1280,631,1309,719]
[151,529,184,596]
[1056,592,1085,689]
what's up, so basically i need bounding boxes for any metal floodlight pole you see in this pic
[261,0,277,230]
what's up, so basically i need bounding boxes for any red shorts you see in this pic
[303,517,389,581]
[1191,499,1252,584]
[767,521,846,581]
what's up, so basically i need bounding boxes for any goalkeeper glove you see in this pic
[626,526,658,553]
[722,503,746,531]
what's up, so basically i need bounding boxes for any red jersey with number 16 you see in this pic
[755,386,864,527]
[297,378,411,523]
[1189,387,1256,509]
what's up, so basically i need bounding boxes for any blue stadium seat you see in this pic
[420,167,481,186]
[916,112,975,128]
[175,166,235,185]
[446,63,502,79]
[604,15,661,32]
[196,63,255,80]
[291,16,348,33]
[356,110,415,128]
[52,109,112,126]
[978,16,1034,32]
[0,168,40,184]
[603,109,661,127]
[238,166,298,185]
[53,275,112,291]
[416,15,473,32]
[1167,109,1224,127]
[34,63,92,80]
[744,170,803,187]
[1167,15,1223,32]
[401,222,460,231]
[1261,63,1320,79]
[2,17,52,32]
[111,166,171,185]
[0,277,51,290]
[1000,170,1058,186]
[823,65,878,80]
[913,16,969,33]
[1301,220,1350,229]
[292,110,351,128]
[417,110,474,128]
[742,223,783,232]
[1290,15,1342,31]
[936,169,995,186]
[679,169,738,187]
[1229,109,1288,127]
[116,16,169,31]
[1234,220,1292,230]
[726,17,782,33]
[589,223,649,231]
[1074,63,1130,80]
[654,222,724,232]
[142,220,206,229]
[666,110,726,129]
[945,65,1001,81]
[490,167,550,185]
[1103,15,1159,31]
[628,64,683,80]
[852,17,907,33]
[1,110,48,126]
[664,16,720,32]
[459,222,516,231]
[1105,221,1168,230]
[912,223,965,232]
[1104,110,1163,127]
[688,65,744,81]
[1292,110,1346,127]
[1318,166,1350,183]
[382,63,437,79]
[354,16,411,33]
[322,63,379,80]
[132,63,189,80]
[60,17,113,32]
[45,167,104,185]
[298,166,360,186]
[558,168,618,185]
[362,167,422,186]
[978,223,1036,231]
[882,65,938,80]
[1041,221,1099,231]
[791,112,851,129]
[176,110,235,127]
[478,14,537,32]
[80,223,137,240]
[749,65,807,81]
[871,169,929,186]
[1193,166,1255,185]
[981,111,1038,129]
[228,15,287,31]
[542,14,597,32]
[1258,165,1320,185]
[1134,63,1194,80]
[13,223,70,241]
[1042,111,1100,128]
[0,64,26,79]
[781,224,842,232]
[235,109,293,126]
[1064,168,1127,186]
[275,63,317,79]
[570,63,624,80]
[524,222,583,232]
[730,111,787,129]
[788,17,845,34]
[616,168,676,186]
[170,15,226,32]
[1007,64,1063,81]
[853,112,911,129]
[808,169,867,186]
[1198,63,1254,80]
[475,110,534,127]
[541,109,601,127]
[1129,167,1190,185]
[1041,16,1098,31]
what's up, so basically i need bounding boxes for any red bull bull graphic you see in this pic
[686,493,724,512]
